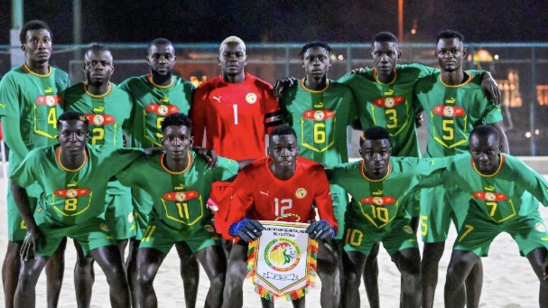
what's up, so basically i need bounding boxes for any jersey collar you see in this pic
[147,74,174,89]
[160,152,193,175]
[23,63,52,78]
[438,71,473,88]
[300,78,330,93]
[360,160,392,182]
[471,154,505,177]
[84,82,113,98]
[56,146,88,172]
[373,68,397,85]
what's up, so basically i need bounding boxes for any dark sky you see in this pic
[0,0,547,44]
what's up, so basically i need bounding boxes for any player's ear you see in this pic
[189,136,194,146]
[217,56,221,66]
[21,45,25,52]
[462,47,468,58]
[397,51,401,59]
[370,51,373,60]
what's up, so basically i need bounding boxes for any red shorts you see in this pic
[208,181,235,238]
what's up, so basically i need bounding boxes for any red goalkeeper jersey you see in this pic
[191,73,282,160]
[222,157,338,239]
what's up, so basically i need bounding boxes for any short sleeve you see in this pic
[10,150,39,187]
[213,156,239,182]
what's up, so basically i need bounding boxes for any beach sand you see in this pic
[0,174,544,307]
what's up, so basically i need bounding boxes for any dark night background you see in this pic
[0,0,547,44]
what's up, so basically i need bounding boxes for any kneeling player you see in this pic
[328,126,448,308]
[222,125,338,308]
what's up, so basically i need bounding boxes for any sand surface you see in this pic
[0,171,545,307]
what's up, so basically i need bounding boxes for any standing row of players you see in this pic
[1,19,548,308]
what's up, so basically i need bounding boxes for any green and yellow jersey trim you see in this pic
[147,74,174,89]
[300,78,330,93]
[472,154,505,177]
[85,82,113,98]
[56,147,89,172]
[22,63,52,77]
[160,152,193,175]
[438,71,473,88]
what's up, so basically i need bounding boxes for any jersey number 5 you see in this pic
[442,118,454,140]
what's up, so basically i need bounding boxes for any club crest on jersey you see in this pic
[433,105,465,117]
[128,212,134,223]
[36,94,62,107]
[361,196,396,206]
[295,188,307,199]
[536,223,546,233]
[54,188,90,198]
[246,93,257,104]
[163,190,198,202]
[373,96,404,108]
[146,104,179,116]
[302,110,335,121]
[472,191,508,201]
[314,110,325,121]
[85,114,116,126]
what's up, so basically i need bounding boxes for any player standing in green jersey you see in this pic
[278,41,357,307]
[116,113,246,308]
[439,126,548,307]
[414,30,509,308]
[10,111,145,308]
[0,20,69,308]
[119,38,200,307]
[328,126,448,308]
[64,43,134,307]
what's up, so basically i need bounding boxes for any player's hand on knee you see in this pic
[273,77,298,98]
[229,218,264,242]
[20,229,43,261]
[192,146,218,168]
[306,220,335,240]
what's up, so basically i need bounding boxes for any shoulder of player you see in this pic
[51,66,69,79]
[109,83,133,101]
[63,82,86,96]
[296,157,327,174]
[246,73,274,91]
[193,76,222,96]
[337,71,372,84]
[172,75,196,89]
[118,75,148,89]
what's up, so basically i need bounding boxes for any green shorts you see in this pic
[453,202,548,257]
[7,182,40,242]
[139,218,220,255]
[343,214,418,257]
[34,213,115,257]
[132,188,153,240]
[420,186,470,243]
[402,189,421,218]
[329,184,349,240]
[104,182,136,240]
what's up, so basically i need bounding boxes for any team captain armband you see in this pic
[433,105,466,117]
[145,104,180,116]
[373,96,405,108]
[264,110,283,128]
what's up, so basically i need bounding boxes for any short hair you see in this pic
[299,41,332,58]
[161,113,192,132]
[360,126,391,146]
[270,124,297,139]
[20,20,52,45]
[373,32,399,45]
[436,30,465,43]
[147,38,174,55]
[57,111,88,129]
[220,36,246,52]
[86,43,111,58]
[470,125,500,142]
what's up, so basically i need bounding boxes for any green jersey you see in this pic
[338,63,435,157]
[329,156,447,229]
[279,79,357,165]
[414,72,503,158]
[0,64,70,171]
[442,153,548,222]
[10,144,144,226]
[64,82,132,148]
[116,151,238,235]
[119,74,195,148]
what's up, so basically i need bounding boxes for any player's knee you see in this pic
[343,270,360,288]
[225,262,246,286]
[75,256,94,268]
[209,272,226,289]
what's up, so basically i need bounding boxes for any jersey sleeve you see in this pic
[512,159,548,207]
[0,75,31,162]
[190,85,208,147]
[223,170,255,239]
[213,156,239,182]
[482,105,504,125]
[9,149,40,187]
[410,63,438,78]
[262,85,282,133]
[115,160,139,188]
[413,157,451,188]
[102,147,146,175]
[311,166,338,233]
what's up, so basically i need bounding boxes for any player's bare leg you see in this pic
[74,240,95,308]
[444,249,480,308]
[45,237,66,308]
[342,250,367,308]
[464,258,483,308]
[260,296,305,308]
[3,241,22,308]
[175,242,200,308]
[14,254,49,307]
[222,241,248,308]
[421,241,445,308]
[526,247,548,307]
[317,239,341,307]
[126,238,140,307]
[194,244,227,308]
[362,242,379,308]
[89,245,130,308]
[392,248,421,308]
[135,248,166,307]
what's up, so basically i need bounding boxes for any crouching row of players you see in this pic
[10,112,548,307]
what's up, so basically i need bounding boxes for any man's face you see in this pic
[162,125,193,161]
[303,46,330,80]
[22,28,53,64]
[360,139,391,177]
[58,120,88,155]
[470,133,501,174]
[371,41,400,77]
[84,50,113,87]
[218,42,247,77]
[268,134,299,171]
[436,37,466,73]
[147,44,176,76]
